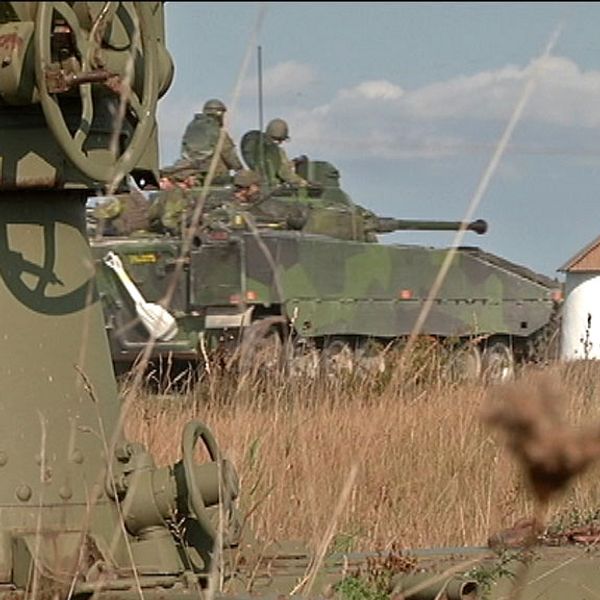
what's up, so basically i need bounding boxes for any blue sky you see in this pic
[158,2,600,279]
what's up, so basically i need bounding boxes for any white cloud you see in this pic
[159,55,600,164]
[282,55,600,161]
[242,60,317,98]
[339,80,404,100]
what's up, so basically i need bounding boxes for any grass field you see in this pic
[124,351,600,555]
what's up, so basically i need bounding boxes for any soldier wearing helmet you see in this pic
[92,189,151,237]
[179,98,243,184]
[265,118,308,187]
[203,98,227,124]
[220,168,307,230]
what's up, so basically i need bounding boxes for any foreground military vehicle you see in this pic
[90,132,561,379]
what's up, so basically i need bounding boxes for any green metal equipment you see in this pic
[0,3,361,597]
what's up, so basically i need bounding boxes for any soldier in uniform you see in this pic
[92,188,151,237]
[265,118,308,188]
[227,169,308,231]
[147,161,200,235]
[199,168,307,234]
[149,168,263,236]
[199,169,262,231]
[180,99,243,183]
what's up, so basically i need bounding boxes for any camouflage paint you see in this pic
[192,231,558,340]
[93,219,559,365]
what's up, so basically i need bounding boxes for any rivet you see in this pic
[70,449,84,464]
[16,485,32,502]
[0,452,7,467]
[115,445,130,462]
[59,485,73,500]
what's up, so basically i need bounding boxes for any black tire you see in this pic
[444,343,482,383]
[238,317,286,376]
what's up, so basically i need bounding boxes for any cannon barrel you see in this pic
[375,218,488,235]
[390,572,479,600]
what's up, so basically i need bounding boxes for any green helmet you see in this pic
[203,98,227,117]
[266,118,289,141]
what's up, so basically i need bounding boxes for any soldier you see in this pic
[149,166,306,237]
[265,118,308,188]
[92,189,151,237]
[148,163,198,235]
[228,169,308,231]
[180,99,243,183]
[148,168,260,236]
[199,169,262,231]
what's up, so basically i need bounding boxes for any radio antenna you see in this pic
[258,45,264,133]
[257,45,267,187]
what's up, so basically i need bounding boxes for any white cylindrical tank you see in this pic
[561,272,600,360]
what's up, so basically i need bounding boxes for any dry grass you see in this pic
[123,351,600,554]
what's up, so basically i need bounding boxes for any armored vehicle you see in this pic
[89,133,562,379]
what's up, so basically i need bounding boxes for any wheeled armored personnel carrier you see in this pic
[89,133,562,379]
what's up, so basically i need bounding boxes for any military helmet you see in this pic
[203,98,227,116]
[234,169,260,188]
[266,118,289,141]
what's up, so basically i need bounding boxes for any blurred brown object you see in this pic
[483,372,600,504]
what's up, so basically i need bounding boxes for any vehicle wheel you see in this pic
[354,340,387,377]
[285,337,320,379]
[238,317,285,376]
[322,340,354,379]
[482,341,515,383]
[444,343,482,383]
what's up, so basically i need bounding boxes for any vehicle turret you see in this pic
[233,138,489,241]
[224,196,489,242]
